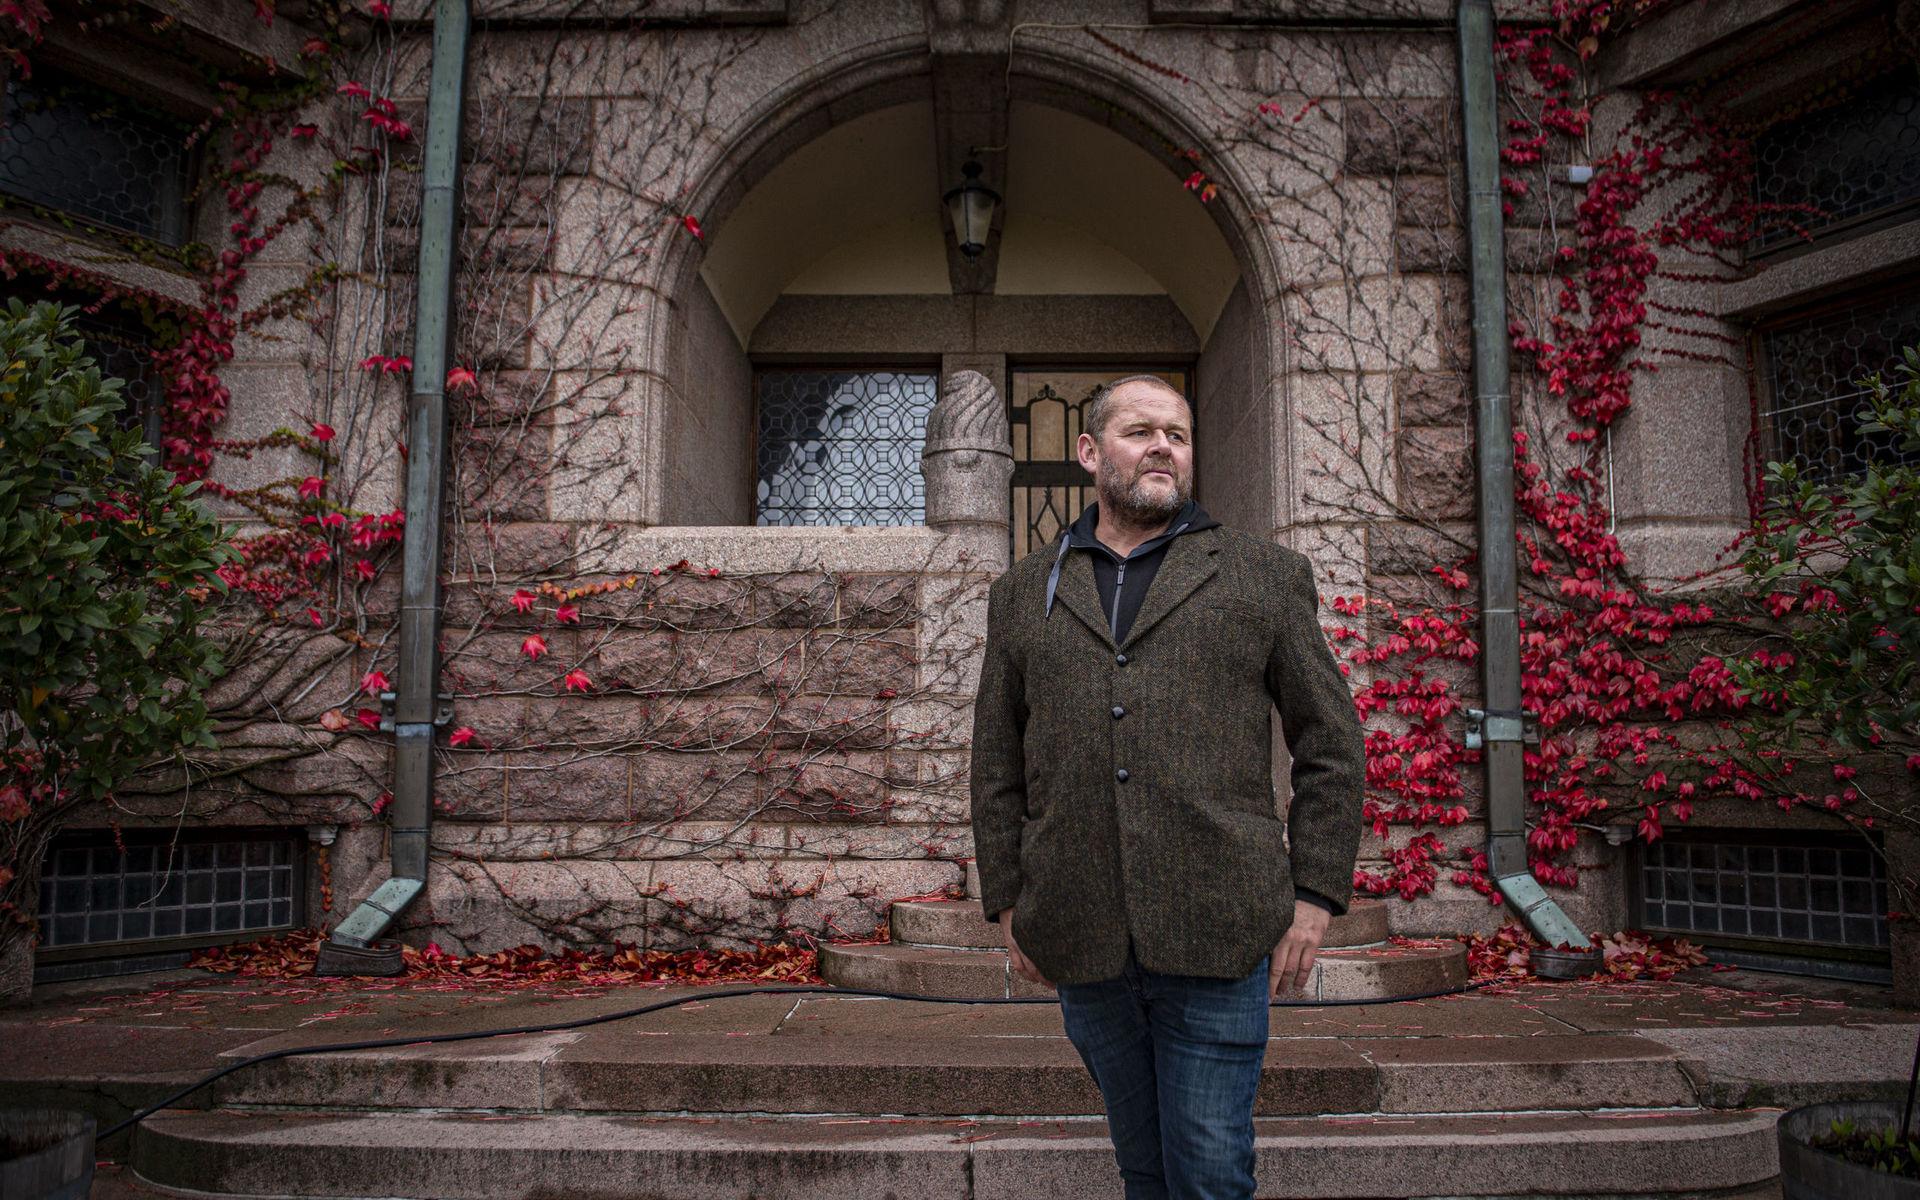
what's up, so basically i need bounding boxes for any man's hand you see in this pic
[1269,903,1332,1001]
[999,909,1054,990]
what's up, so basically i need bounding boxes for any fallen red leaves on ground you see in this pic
[1460,921,1712,983]
[190,928,825,988]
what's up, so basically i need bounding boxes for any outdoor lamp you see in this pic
[944,160,1000,259]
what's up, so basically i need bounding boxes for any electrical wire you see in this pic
[99,974,1511,1141]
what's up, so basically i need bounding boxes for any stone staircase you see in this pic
[817,861,1472,1002]
[101,869,1805,1197]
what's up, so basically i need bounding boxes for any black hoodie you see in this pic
[1039,497,1339,917]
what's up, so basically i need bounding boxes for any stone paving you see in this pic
[0,961,1910,1198]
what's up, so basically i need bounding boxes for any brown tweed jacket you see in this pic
[968,523,1367,985]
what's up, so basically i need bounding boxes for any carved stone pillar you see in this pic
[922,368,1012,569]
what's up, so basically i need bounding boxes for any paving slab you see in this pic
[1637,1021,1920,1109]
[1494,975,1920,1031]
[973,1109,1780,1199]
[133,1109,978,1200]
[775,993,1069,1038]
[1349,1032,1699,1112]
[130,1107,1782,1200]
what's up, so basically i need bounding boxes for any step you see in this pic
[130,1106,1783,1199]
[818,939,1469,1002]
[893,898,1392,951]
[207,1029,1700,1117]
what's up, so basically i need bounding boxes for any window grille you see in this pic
[0,67,193,244]
[1749,66,1920,254]
[1639,834,1887,954]
[1758,290,1920,488]
[38,833,300,951]
[755,369,938,526]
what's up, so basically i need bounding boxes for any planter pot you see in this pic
[1779,1100,1920,1200]
[0,1109,95,1200]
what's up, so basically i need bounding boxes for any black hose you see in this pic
[100,974,1509,1141]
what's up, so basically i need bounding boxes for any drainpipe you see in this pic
[325,0,469,959]
[1456,0,1590,951]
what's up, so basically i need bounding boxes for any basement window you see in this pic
[1635,830,1889,970]
[36,830,303,976]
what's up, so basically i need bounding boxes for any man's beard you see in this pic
[1097,458,1190,526]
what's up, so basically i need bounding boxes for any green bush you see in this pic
[1727,345,1920,890]
[0,299,240,960]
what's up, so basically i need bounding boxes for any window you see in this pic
[37,831,302,957]
[1637,831,1888,964]
[1748,66,1920,255]
[0,65,194,245]
[1756,288,1920,487]
[754,368,939,526]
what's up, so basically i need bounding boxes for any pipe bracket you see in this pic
[1464,706,1539,750]
[378,690,456,732]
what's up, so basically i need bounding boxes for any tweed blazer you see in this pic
[968,523,1366,985]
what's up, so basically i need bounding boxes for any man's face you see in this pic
[1077,382,1194,525]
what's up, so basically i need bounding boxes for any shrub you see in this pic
[0,299,240,975]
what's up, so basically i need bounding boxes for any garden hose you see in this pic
[98,974,1509,1141]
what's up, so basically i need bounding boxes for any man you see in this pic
[968,374,1366,1200]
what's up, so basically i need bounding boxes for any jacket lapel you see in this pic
[1052,548,1116,648]
[1119,528,1220,651]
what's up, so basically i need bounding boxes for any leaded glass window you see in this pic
[1758,290,1920,486]
[38,833,300,950]
[1749,66,1920,254]
[755,369,938,526]
[1639,834,1887,954]
[0,67,193,244]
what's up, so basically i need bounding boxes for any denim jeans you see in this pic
[1056,938,1271,1200]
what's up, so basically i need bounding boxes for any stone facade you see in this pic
[11,0,1911,990]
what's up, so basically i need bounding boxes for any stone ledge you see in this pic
[1719,216,1920,319]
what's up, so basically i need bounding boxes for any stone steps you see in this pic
[207,1029,1704,1117]
[892,896,1394,950]
[819,936,1468,1001]
[129,1106,1784,1199]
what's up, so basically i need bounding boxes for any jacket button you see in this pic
[1115,653,1128,665]
[1111,705,1125,719]
[1116,768,1130,782]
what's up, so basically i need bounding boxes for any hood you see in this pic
[1044,497,1220,622]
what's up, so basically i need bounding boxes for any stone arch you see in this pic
[637,35,1292,540]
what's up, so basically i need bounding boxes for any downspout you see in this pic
[1456,0,1589,951]
[325,0,469,960]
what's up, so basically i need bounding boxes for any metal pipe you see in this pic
[1457,0,1589,951]
[327,0,469,956]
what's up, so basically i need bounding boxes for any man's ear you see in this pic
[1075,431,1099,474]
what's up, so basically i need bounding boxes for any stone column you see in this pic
[923,367,1013,571]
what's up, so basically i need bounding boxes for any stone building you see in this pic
[7,0,1914,997]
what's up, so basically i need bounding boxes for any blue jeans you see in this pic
[1056,939,1271,1200]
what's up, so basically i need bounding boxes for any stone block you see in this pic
[450,369,554,427]
[1393,174,1457,227]
[837,573,919,628]
[630,752,764,823]
[504,750,630,821]
[410,858,660,953]
[1365,520,1475,576]
[398,94,594,177]
[1343,97,1453,174]
[750,572,840,628]
[579,629,676,692]
[646,858,962,952]
[445,520,574,576]
[801,629,917,697]
[1398,426,1475,519]
[203,633,366,724]
[442,630,582,696]
[1397,371,1467,426]
[1394,225,1465,273]
[432,752,510,820]
[771,696,896,751]
[761,751,901,822]
[665,628,807,694]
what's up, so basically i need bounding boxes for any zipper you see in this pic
[1111,560,1126,640]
